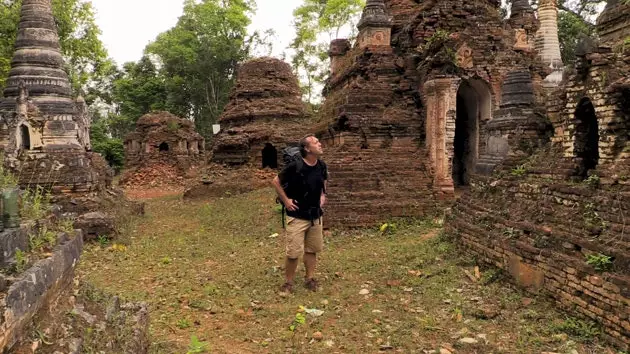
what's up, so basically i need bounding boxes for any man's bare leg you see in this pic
[304,252,317,279]
[285,257,299,284]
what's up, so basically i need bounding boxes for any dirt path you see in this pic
[76,189,616,354]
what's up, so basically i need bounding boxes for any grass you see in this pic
[77,188,616,353]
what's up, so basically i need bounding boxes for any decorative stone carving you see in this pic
[456,43,473,69]
[356,0,392,48]
[513,29,532,51]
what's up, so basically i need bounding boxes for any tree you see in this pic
[289,0,365,103]
[90,118,125,172]
[145,0,266,138]
[0,0,110,100]
[107,56,170,138]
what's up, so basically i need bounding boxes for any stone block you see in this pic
[507,255,545,290]
[0,231,83,351]
[0,227,28,269]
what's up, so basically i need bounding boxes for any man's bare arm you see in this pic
[272,176,298,211]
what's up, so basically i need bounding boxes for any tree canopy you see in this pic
[289,0,365,103]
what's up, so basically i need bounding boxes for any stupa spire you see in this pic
[2,0,74,112]
[535,0,564,88]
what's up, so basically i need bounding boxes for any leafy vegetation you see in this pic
[510,164,527,177]
[19,185,51,220]
[586,253,613,272]
[187,335,209,354]
[289,0,365,103]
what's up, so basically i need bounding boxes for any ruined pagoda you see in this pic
[0,0,101,193]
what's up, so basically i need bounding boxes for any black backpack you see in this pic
[277,146,327,228]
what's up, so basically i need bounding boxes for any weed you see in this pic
[28,226,57,252]
[511,165,527,177]
[582,202,607,231]
[503,227,519,239]
[425,29,450,50]
[55,218,75,233]
[167,121,180,132]
[20,185,51,220]
[533,234,550,248]
[0,160,18,189]
[583,174,600,188]
[585,253,613,272]
[161,256,172,265]
[176,318,191,329]
[288,310,306,333]
[481,268,504,285]
[97,235,109,247]
[14,249,28,273]
[551,317,601,342]
[187,335,209,354]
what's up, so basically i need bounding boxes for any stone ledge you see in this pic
[0,230,83,351]
[0,226,29,269]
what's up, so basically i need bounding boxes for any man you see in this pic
[272,134,328,293]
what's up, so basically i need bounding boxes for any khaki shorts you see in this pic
[285,217,324,258]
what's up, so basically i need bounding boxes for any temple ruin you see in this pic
[211,57,308,168]
[120,111,205,186]
[445,0,630,348]
[316,0,548,228]
[0,0,108,194]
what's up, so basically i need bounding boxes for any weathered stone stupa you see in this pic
[535,0,564,88]
[0,0,102,193]
[211,57,308,168]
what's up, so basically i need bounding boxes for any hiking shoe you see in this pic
[304,278,319,292]
[280,282,294,294]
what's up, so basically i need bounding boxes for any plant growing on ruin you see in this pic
[583,174,600,188]
[29,226,58,252]
[425,30,450,51]
[585,253,613,272]
[510,165,527,177]
[0,157,17,189]
[20,185,52,220]
[55,218,76,234]
[502,227,519,239]
[14,249,28,273]
[552,316,601,342]
[167,121,180,132]
[582,202,607,231]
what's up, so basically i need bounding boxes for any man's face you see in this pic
[306,136,323,156]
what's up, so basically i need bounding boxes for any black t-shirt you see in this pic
[278,159,328,220]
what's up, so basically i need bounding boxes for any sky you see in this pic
[91,0,297,66]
